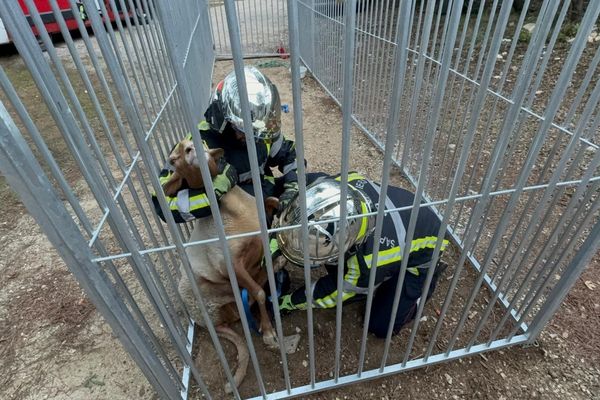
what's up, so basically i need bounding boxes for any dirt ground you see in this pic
[1,30,600,400]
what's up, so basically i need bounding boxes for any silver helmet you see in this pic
[213,66,281,141]
[275,178,375,266]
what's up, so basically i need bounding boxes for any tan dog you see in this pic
[163,139,280,392]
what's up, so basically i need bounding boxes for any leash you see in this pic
[241,288,260,335]
[241,284,283,336]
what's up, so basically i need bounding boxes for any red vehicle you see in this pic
[1,1,133,45]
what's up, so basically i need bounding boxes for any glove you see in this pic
[277,181,299,215]
[213,162,237,199]
[278,294,298,313]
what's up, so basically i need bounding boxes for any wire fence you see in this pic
[0,0,599,399]
[209,0,289,57]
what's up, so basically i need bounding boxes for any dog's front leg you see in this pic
[233,261,278,349]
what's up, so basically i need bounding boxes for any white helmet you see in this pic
[211,66,282,141]
[275,178,375,266]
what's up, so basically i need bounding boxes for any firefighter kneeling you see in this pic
[273,173,449,337]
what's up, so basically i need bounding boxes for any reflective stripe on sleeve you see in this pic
[269,134,283,156]
[282,160,297,175]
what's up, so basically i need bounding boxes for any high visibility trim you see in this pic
[265,175,275,184]
[335,172,366,183]
[270,238,279,255]
[357,201,369,242]
[269,134,283,156]
[283,160,297,175]
[359,236,449,268]
[198,120,210,131]
[345,255,361,286]
[188,194,210,210]
[314,290,355,308]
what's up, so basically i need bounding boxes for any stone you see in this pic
[523,23,536,34]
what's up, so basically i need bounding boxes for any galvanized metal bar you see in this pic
[510,139,600,321]
[382,0,464,369]
[507,185,600,341]
[378,0,441,368]
[24,0,119,191]
[398,0,436,171]
[246,334,529,400]
[333,0,357,382]
[455,0,559,246]
[287,0,316,387]
[363,0,391,131]
[221,0,293,394]
[496,113,600,331]
[524,217,600,343]
[399,48,598,150]
[81,1,239,396]
[357,0,411,376]
[0,104,181,400]
[97,0,152,125]
[469,64,600,350]
[4,55,187,359]
[445,0,597,354]
[0,67,94,238]
[87,172,600,265]
[49,0,127,174]
[108,0,161,118]
[421,0,519,360]
[64,0,135,159]
[351,0,374,119]
[490,60,600,286]
[435,0,504,201]
[446,0,558,253]
[491,185,600,343]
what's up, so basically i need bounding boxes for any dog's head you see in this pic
[163,139,224,197]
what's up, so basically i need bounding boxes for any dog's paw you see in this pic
[262,331,279,350]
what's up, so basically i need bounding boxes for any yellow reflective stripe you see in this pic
[159,172,173,185]
[411,237,449,252]
[188,194,210,211]
[335,172,366,182]
[361,237,449,268]
[197,120,210,131]
[266,141,271,154]
[356,201,369,242]
[315,290,355,308]
[167,197,180,211]
[164,193,210,211]
[270,238,279,255]
[345,255,361,286]
[364,246,400,268]
[408,267,419,276]
[265,175,275,184]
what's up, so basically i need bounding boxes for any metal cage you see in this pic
[0,0,599,399]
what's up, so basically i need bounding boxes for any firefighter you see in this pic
[152,66,299,223]
[273,173,449,338]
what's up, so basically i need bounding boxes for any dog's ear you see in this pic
[163,171,184,197]
[264,197,280,219]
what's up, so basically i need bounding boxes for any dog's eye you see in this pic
[169,158,176,165]
[185,147,192,154]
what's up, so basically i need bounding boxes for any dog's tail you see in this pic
[216,325,249,394]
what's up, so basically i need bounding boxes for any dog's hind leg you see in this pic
[216,325,249,394]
